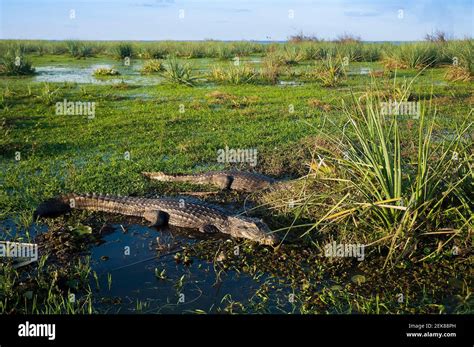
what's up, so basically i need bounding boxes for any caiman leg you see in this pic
[143,209,169,227]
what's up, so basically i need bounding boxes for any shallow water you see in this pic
[33,64,163,85]
[0,218,287,312]
[347,67,372,75]
[0,218,46,242]
[278,80,303,86]
[87,223,290,313]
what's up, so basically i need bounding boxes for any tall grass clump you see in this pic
[216,45,234,60]
[444,39,473,82]
[383,43,438,69]
[311,43,338,60]
[112,42,134,60]
[277,46,304,65]
[140,59,164,74]
[307,90,472,265]
[183,43,207,58]
[65,40,94,59]
[0,50,35,76]
[312,55,346,87]
[140,46,168,59]
[336,42,381,62]
[162,57,199,86]
[36,83,59,104]
[296,43,320,60]
[209,64,256,84]
[259,57,282,84]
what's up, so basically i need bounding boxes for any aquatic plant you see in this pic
[301,90,472,266]
[313,55,346,87]
[0,50,35,76]
[382,43,438,69]
[140,59,164,74]
[162,57,199,86]
[444,39,473,82]
[65,40,94,59]
[93,67,120,76]
[113,42,134,60]
[209,64,256,84]
[259,57,282,85]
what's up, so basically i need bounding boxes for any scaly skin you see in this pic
[142,171,277,193]
[35,193,278,246]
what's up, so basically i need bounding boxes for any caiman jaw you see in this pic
[226,216,278,246]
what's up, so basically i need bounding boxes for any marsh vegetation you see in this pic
[0,38,472,314]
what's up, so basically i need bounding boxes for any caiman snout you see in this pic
[227,216,279,246]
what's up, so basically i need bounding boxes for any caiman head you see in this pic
[226,216,279,246]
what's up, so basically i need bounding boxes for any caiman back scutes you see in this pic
[66,194,229,228]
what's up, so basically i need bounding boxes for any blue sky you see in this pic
[0,0,472,41]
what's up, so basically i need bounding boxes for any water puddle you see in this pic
[86,223,290,313]
[125,93,154,100]
[0,218,46,242]
[278,80,303,86]
[348,67,372,76]
[33,64,163,85]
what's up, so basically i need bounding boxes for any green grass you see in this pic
[0,256,95,314]
[0,39,470,65]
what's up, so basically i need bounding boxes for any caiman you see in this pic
[34,193,278,246]
[142,171,279,193]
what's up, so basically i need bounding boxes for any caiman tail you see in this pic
[142,172,186,182]
[142,171,277,192]
[142,171,233,190]
[34,193,148,219]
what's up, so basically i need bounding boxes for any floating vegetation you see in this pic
[93,67,120,76]
[140,59,164,74]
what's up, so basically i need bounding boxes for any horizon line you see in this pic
[0,38,470,43]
